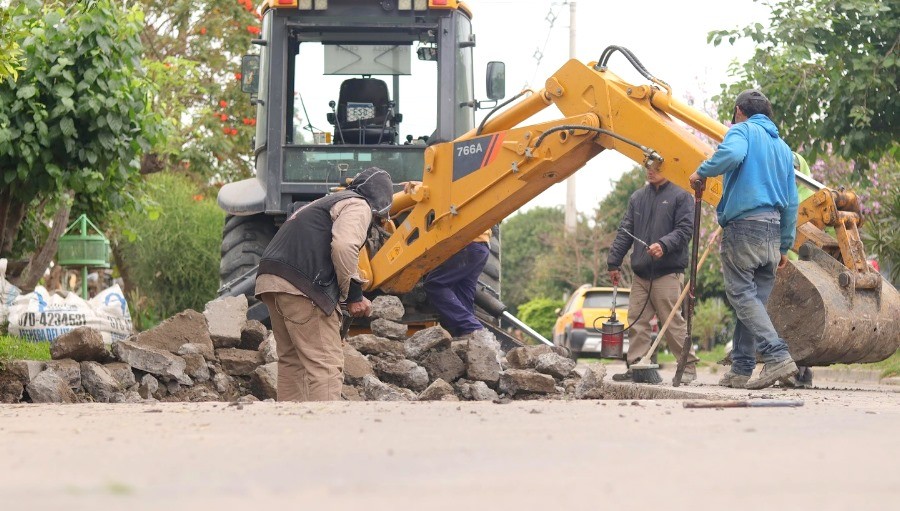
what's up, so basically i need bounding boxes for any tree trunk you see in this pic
[12,192,73,293]
[0,188,27,257]
[45,263,64,292]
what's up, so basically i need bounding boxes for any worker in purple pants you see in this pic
[423,231,491,338]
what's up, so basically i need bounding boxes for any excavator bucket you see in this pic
[767,243,900,366]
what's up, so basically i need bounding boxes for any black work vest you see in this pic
[257,190,367,313]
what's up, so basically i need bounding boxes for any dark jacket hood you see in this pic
[347,167,394,218]
[747,114,780,138]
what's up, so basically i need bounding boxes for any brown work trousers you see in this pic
[627,273,699,371]
[260,292,343,402]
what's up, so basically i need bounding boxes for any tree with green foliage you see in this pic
[710,0,899,282]
[501,206,565,311]
[136,0,259,180]
[0,4,28,80]
[516,297,564,342]
[0,0,160,289]
[808,154,900,284]
[531,166,648,293]
[116,173,224,326]
[709,0,899,162]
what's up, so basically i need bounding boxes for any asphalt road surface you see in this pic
[2,374,898,511]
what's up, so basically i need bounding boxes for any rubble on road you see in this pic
[0,295,631,404]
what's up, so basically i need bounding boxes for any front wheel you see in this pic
[219,214,277,288]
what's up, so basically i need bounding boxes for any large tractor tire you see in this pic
[219,214,277,288]
[479,224,502,301]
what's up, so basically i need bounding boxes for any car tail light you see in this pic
[572,310,585,329]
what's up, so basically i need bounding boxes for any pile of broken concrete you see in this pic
[0,296,276,404]
[340,296,606,402]
[0,295,608,404]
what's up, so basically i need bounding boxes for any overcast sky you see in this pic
[293,0,770,214]
[466,0,770,213]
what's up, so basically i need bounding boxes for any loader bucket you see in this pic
[767,244,900,366]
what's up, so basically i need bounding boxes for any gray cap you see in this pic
[732,89,772,122]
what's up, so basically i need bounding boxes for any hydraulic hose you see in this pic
[531,124,663,166]
[476,89,533,136]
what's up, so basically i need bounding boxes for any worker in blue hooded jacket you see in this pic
[689,89,799,390]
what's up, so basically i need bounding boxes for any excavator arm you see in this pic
[361,57,728,294]
[359,51,899,366]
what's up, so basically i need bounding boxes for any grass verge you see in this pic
[831,350,900,379]
[580,344,728,367]
[0,334,51,363]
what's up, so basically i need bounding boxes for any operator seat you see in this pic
[327,78,397,145]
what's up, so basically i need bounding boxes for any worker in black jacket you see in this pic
[607,166,700,384]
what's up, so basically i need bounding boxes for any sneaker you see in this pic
[718,370,750,389]
[746,359,799,390]
[612,369,633,382]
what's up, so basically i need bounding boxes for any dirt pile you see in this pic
[0,295,609,403]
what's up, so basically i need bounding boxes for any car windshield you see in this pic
[583,291,629,308]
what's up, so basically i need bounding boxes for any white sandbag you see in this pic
[0,258,22,328]
[7,284,133,344]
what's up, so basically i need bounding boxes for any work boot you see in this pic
[718,370,750,389]
[781,366,813,389]
[746,359,799,390]
[612,369,633,382]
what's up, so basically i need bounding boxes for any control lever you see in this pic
[329,100,345,144]
[377,100,395,145]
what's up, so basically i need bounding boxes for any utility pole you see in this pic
[564,0,577,235]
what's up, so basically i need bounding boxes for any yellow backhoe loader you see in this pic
[362,47,899,367]
[221,1,897,367]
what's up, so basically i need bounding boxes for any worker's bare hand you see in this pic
[347,297,372,318]
[689,172,702,185]
[608,270,621,286]
[403,181,422,194]
[647,242,665,259]
[777,254,789,270]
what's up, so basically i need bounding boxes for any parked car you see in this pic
[553,285,630,359]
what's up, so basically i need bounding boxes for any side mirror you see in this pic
[485,61,505,100]
[241,55,260,94]
[555,308,562,316]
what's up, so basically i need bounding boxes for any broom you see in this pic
[631,197,722,384]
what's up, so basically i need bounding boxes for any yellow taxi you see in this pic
[553,285,630,359]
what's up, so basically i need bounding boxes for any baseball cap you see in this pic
[732,89,771,123]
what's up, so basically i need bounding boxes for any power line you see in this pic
[524,1,567,90]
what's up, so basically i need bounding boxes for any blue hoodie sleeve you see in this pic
[696,125,749,178]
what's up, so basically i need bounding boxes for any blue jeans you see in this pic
[424,242,489,336]
[721,219,792,376]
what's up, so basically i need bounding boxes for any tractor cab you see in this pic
[217,0,505,318]
[222,0,506,216]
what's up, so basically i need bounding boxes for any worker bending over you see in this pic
[255,167,393,401]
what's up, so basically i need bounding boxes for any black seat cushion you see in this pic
[330,78,396,144]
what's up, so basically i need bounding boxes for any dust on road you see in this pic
[2,384,898,511]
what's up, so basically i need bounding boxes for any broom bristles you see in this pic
[632,367,663,384]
